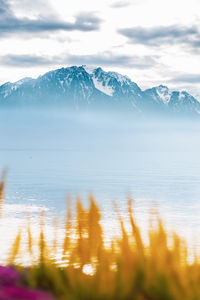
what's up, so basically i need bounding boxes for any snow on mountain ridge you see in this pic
[92,76,114,96]
[155,85,171,104]
[15,77,33,86]
[82,65,134,96]
[105,71,131,85]
[82,65,96,74]
[82,66,115,96]
[83,65,131,83]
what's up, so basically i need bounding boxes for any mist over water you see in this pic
[1,107,200,242]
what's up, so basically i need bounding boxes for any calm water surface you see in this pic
[0,108,200,242]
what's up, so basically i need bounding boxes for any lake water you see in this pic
[1,108,200,246]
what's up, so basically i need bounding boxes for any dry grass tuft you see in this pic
[1,174,200,299]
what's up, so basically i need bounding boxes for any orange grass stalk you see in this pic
[2,173,200,299]
[62,195,72,260]
[0,170,6,218]
[8,229,22,265]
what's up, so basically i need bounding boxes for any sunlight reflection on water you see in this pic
[1,109,200,261]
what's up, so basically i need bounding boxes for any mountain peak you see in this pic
[155,85,171,104]
[156,84,169,91]
[144,84,171,105]
[82,65,100,74]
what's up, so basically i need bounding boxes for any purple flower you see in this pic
[0,286,53,300]
[0,266,54,299]
[0,267,19,286]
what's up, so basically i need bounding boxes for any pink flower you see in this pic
[0,266,54,299]
[0,267,19,286]
[0,286,53,300]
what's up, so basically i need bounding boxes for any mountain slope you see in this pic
[0,65,199,115]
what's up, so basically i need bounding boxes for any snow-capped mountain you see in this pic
[144,85,171,106]
[0,65,199,115]
[86,66,142,98]
[144,85,200,114]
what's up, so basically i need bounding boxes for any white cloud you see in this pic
[0,0,200,96]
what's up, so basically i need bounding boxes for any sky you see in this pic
[1,0,200,97]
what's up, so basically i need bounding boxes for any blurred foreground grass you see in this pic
[1,174,200,300]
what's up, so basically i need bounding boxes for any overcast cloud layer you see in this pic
[1,0,200,98]
[0,53,157,69]
[0,0,102,34]
[118,25,200,49]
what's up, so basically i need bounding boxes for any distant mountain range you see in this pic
[0,65,199,115]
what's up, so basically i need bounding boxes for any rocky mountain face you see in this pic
[0,65,199,115]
